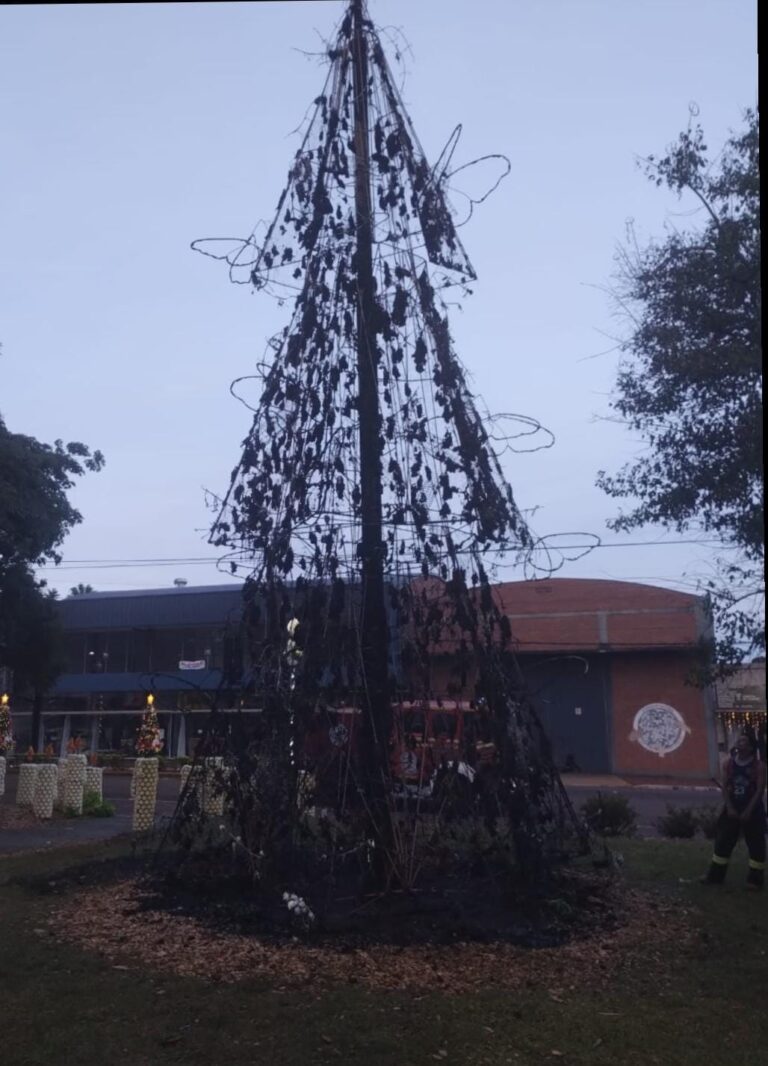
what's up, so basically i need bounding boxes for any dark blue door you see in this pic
[519,654,611,773]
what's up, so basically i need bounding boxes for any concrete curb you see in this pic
[561,777,719,792]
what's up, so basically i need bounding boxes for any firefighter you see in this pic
[701,730,766,890]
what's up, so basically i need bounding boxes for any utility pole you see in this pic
[351,0,393,861]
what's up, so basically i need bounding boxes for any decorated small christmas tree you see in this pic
[0,694,13,754]
[136,695,163,756]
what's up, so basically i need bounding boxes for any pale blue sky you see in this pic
[0,0,757,596]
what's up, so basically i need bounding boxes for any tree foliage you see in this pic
[0,411,104,729]
[598,109,763,668]
[0,565,64,695]
[0,414,104,572]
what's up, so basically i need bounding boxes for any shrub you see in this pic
[82,790,115,818]
[696,804,722,840]
[98,753,126,770]
[656,804,698,839]
[580,792,637,837]
[13,753,57,766]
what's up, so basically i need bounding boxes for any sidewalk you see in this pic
[561,773,718,791]
[0,795,176,857]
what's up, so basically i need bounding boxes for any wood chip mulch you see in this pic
[52,879,696,994]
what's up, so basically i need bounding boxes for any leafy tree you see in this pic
[0,565,65,748]
[69,583,95,596]
[597,109,762,672]
[0,415,104,571]
[1,411,104,741]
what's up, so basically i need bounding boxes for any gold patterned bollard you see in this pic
[32,764,58,819]
[179,763,202,806]
[53,757,68,808]
[179,763,192,795]
[0,756,6,798]
[17,764,40,807]
[203,757,225,816]
[63,754,87,814]
[132,757,159,832]
[84,766,104,800]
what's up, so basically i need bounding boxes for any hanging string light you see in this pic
[719,709,766,732]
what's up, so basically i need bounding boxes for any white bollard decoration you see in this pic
[32,764,58,820]
[179,763,192,795]
[84,765,104,800]
[63,754,87,815]
[16,764,40,807]
[203,757,225,816]
[179,763,205,808]
[53,757,68,808]
[132,757,159,832]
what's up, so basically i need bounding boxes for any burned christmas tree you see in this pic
[182,0,588,912]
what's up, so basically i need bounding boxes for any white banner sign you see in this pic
[179,660,206,671]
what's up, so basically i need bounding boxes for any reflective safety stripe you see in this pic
[748,859,767,870]
[711,854,730,866]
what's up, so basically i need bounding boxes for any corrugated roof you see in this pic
[53,669,225,694]
[58,585,245,629]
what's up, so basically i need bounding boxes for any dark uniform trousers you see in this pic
[706,806,767,886]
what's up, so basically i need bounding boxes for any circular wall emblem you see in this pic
[629,703,690,757]
[328,723,349,748]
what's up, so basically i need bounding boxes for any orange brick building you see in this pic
[10,579,718,779]
[486,578,717,779]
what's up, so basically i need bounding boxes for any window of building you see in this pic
[106,631,130,673]
[85,633,111,673]
[127,629,153,673]
[62,632,86,673]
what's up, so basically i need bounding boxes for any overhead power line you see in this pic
[36,537,737,571]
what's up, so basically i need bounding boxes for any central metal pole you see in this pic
[351,0,392,858]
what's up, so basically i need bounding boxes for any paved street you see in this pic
[1,768,721,855]
[564,782,719,835]
[107,771,722,834]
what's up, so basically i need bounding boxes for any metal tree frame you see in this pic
[190,0,586,894]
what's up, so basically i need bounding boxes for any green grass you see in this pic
[1,836,765,1066]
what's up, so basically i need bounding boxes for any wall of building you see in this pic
[519,654,612,773]
[610,651,715,778]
